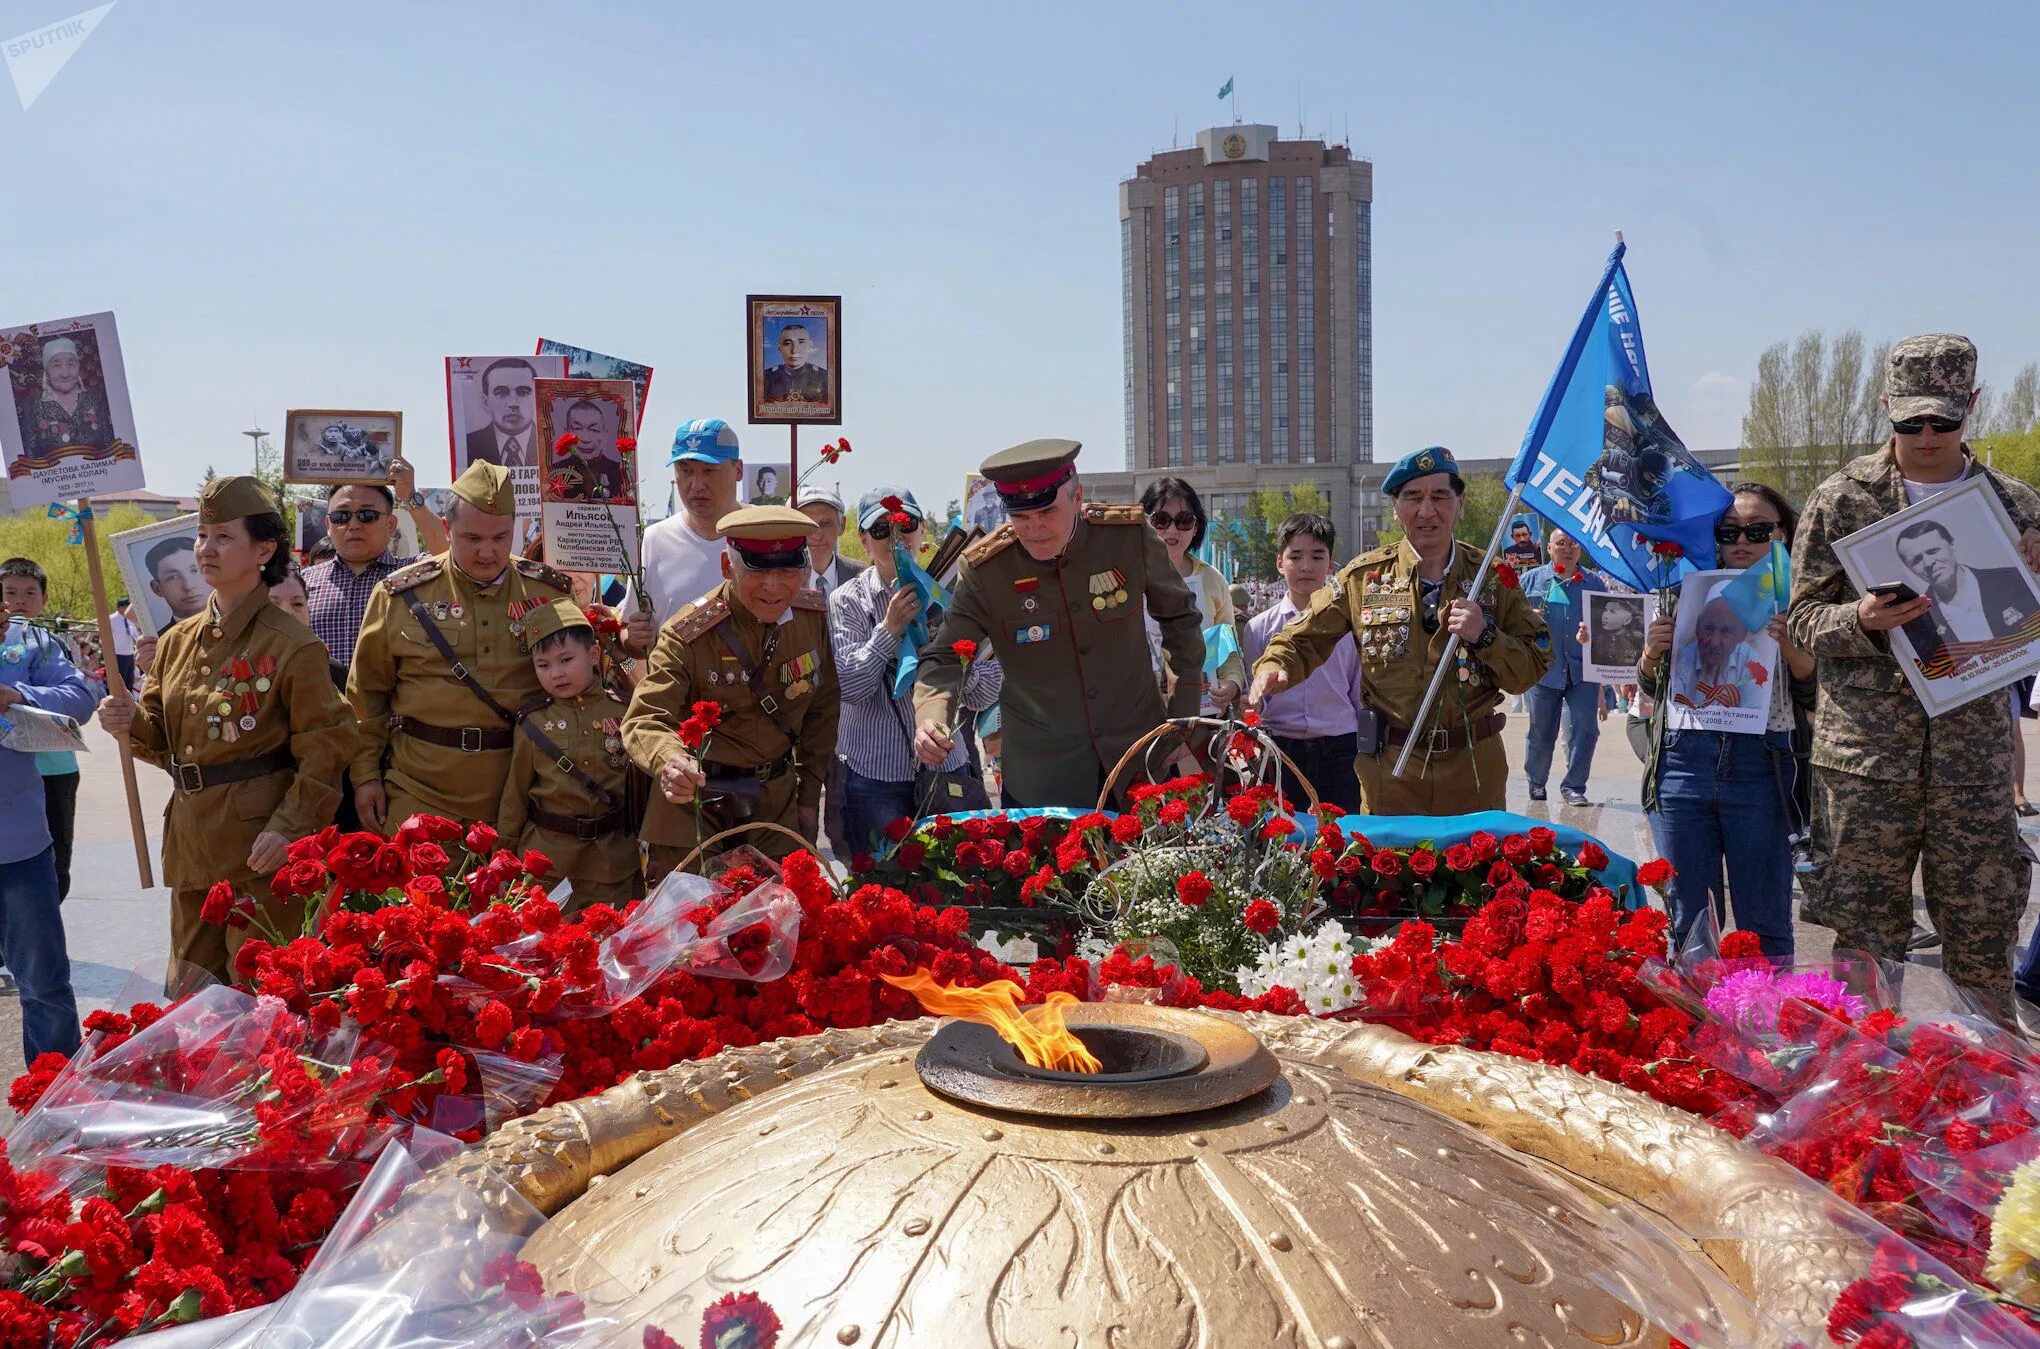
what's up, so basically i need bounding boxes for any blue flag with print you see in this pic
[1504,244,1731,592]
[1718,542,1791,633]
[889,544,952,699]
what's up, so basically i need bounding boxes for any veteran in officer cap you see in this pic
[98,475,353,981]
[623,505,840,883]
[913,438,1204,808]
[1250,446,1550,815]
[347,459,575,834]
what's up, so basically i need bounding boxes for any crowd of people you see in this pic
[0,331,2035,1068]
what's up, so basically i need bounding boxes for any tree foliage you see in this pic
[1739,329,1890,503]
[1973,426,2040,494]
[1208,484,1331,579]
[0,503,155,622]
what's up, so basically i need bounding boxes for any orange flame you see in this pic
[884,970,1102,1073]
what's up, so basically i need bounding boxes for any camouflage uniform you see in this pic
[1788,339,2040,1012]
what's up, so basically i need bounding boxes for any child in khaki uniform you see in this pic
[498,599,643,909]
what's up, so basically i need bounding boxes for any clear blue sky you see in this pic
[6,0,2039,519]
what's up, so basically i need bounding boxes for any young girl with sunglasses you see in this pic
[1635,482,1815,959]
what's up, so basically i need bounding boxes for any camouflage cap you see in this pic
[1886,333,1977,424]
[450,459,517,515]
[197,475,280,524]
[522,597,592,647]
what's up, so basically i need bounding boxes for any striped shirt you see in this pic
[303,551,421,668]
[829,565,1002,782]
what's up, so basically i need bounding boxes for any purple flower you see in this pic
[1702,966,1867,1033]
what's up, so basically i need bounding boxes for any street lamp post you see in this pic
[243,425,268,472]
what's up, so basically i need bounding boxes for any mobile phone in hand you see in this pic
[1866,581,1920,604]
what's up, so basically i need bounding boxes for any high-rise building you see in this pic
[1101,125,1374,549]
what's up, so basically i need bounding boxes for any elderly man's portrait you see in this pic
[113,515,212,636]
[762,322,829,404]
[746,296,842,424]
[465,358,541,468]
[542,396,633,504]
[1666,571,1776,735]
[1892,518,2037,677]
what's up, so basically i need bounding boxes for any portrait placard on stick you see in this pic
[534,377,639,575]
[1834,474,2040,716]
[0,310,145,508]
[282,409,402,485]
[1580,589,1653,685]
[746,295,841,425]
[534,339,652,434]
[446,353,568,515]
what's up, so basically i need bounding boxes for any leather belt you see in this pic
[1381,711,1506,755]
[528,802,627,841]
[390,714,514,752]
[170,749,293,794]
[702,752,794,790]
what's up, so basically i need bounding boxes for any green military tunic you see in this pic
[128,585,352,980]
[1254,538,1550,815]
[623,581,839,879]
[498,685,642,909]
[346,553,574,831]
[914,501,1203,808]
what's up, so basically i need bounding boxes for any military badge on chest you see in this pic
[1013,575,1041,613]
[506,598,545,654]
[206,654,276,743]
[1359,580,1413,663]
[600,715,625,768]
[779,650,819,700]
[1088,568,1129,612]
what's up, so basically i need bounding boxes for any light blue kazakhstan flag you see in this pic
[1718,542,1791,632]
[889,542,952,699]
[1218,77,1233,100]
[1504,243,1730,592]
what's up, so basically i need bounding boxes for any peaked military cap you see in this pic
[450,459,517,515]
[197,475,280,524]
[523,596,593,646]
[981,438,1081,512]
[717,505,815,570]
[1885,334,1977,425]
[1383,446,1464,497]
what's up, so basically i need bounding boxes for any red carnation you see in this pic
[880,494,905,513]
[952,639,979,663]
[700,1291,782,1349]
[1110,814,1143,844]
[1493,561,1519,591]
[1243,898,1280,934]
[200,880,236,927]
[1718,930,1765,959]
[1636,857,1674,889]
[1176,871,1213,907]
[890,511,912,528]
[616,435,638,453]
[690,700,724,730]
[1242,709,1261,728]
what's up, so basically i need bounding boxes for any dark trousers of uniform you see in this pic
[41,770,78,902]
[1354,732,1507,816]
[1271,733,1362,816]
[643,770,805,891]
[1812,765,2028,1016]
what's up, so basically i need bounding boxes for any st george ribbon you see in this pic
[1504,243,1729,591]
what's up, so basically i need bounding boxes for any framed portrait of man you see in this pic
[742,460,791,505]
[1664,569,1779,735]
[746,295,841,425]
[533,339,652,434]
[294,495,329,557]
[112,514,209,637]
[1581,589,1653,684]
[283,409,402,485]
[446,353,568,514]
[963,473,1007,534]
[0,310,145,508]
[534,377,640,575]
[1834,474,2040,716]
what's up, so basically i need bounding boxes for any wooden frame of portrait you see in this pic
[281,409,404,485]
[746,294,842,426]
[110,512,207,638]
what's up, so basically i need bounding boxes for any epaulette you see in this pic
[670,595,730,643]
[513,556,574,592]
[1082,502,1146,526]
[792,587,827,613]
[383,558,443,594]
[964,525,1017,567]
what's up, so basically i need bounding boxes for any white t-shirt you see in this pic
[110,611,138,655]
[1901,461,1968,506]
[627,515,728,631]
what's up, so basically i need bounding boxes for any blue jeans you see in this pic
[0,847,81,1062]
[839,767,921,860]
[1523,679,1602,796]
[1647,729,1796,960]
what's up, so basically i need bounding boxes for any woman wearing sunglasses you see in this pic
[1138,478,1245,717]
[1634,482,1815,959]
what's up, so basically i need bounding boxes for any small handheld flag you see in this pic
[1719,542,1791,633]
[1202,621,1240,675]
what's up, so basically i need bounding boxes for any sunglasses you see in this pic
[1714,521,1778,546]
[1148,510,1199,532]
[327,509,384,525]
[1890,415,1964,435]
[866,517,921,542]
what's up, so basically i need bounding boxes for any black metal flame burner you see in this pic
[913,1003,1280,1119]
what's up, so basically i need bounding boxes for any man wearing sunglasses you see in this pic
[301,457,446,672]
[1789,333,2040,1022]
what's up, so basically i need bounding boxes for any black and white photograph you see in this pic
[1834,474,2040,716]
[446,353,568,513]
[283,409,402,485]
[746,294,841,425]
[963,472,1007,534]
[0,310,146,508]
[294,495,329,558]
[1664,569,1779,736]
[743,460,791,505]
[1581,589,1653,684]
[111,513,209,636]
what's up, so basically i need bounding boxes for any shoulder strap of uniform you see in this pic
[792,587,827,613]
[964,525,1017,567]
[670,594,730,643]
[384,557,443,594]
[1082,502,1145,526]
[514,712,617,809]
[513,556,574,592]
[400,593,519,726]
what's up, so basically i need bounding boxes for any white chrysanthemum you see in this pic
[1990,1157,2040,1299]
[1232,918,1364,1014]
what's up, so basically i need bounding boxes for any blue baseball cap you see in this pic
[668,417,741,466]
[1382,445,1463,497]
[855,486,925,531]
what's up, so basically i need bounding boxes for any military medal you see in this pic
[254,654,275,693]
[1022,597,1037,612]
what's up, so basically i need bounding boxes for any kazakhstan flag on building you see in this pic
[1218,77,1233,99]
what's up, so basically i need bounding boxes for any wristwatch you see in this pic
[1471,616,1499,651]
[397,492,427,511]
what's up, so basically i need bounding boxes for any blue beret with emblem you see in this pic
[1382,445,1464,498]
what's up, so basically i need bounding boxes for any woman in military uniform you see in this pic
[98,476,353,983]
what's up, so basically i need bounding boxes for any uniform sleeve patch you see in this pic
[672,596,730,643]
[514,556,574,592]
[964,526,1017,567]
[792,587,827,613]
[1083,502,1145,526]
